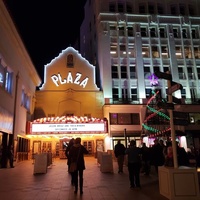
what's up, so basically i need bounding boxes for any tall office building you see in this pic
[80,0,200,148]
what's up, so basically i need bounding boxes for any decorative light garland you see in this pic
[142,89,171,136]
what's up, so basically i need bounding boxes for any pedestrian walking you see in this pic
[125,140,142,189]
[65,138,75,185]
[151,139,165,173]
[141,143,151,175]
[7,145,14,168]
[68,137,89,195]
[114,140,126,173]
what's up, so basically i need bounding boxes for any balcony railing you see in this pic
[105,98,200,105]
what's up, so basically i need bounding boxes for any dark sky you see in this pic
[4,0,86,81]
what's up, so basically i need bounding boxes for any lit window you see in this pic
[21,89,30,111]
[0,62,13,94]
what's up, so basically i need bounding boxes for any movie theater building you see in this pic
[26,47,108,158]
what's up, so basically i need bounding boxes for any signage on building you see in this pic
[30,123,106,133]
[51,72,89,88]
[26,116,108,134]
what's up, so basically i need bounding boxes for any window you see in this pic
[187,67,195,79]
[110,45,117,55]
[144,66,151,79]
[21,89,30,112]
[148,3,154,14]
[109,113,140,125]
[150,27,157,37]
[118,113,131,124]
[109,3,116,12]
[128,44,135,56]
[120,45,126,51]
[182,29,187,38]
[122,88,128,100]
[130,66,136,78]
[112,88,119,100]
[175,47,183,58]
[118,26,125,36]
[131,88,137,100]
[121,66,127,78]
[171,5,177,15]
[139,4,146,14]
[181,88,186,99]
[197,68,200,79]
[194,47,200,59]
[189,5,195,16]
[152,46,160,58]
[120,45,126,57]
[141,27,147,37]
[163,66,170,72]
[146,88,152,98]
[173,28,179,38]
[184,47,192,58]
[0,62,13,94]
[178,67,185,79]
[192,29,199,39]
[110,25,117,36]
[112,66,118,78]
[142,46,150,57]
[126,4,132,13]
[157,4,164,14]
[67,54,74,68]
[127,27,133,36]
[161,46,169,58]
[159,28,166,38]
[153,66,160,73]
[179,4,185,15]
[118,3,124,12]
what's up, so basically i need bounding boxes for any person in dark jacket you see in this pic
[68,137,89,195]
[65,138,75,185]
[151,139,165,173]
[114,140,126,173]
[125,140,142,189]
[7,145,14,168]
[176,142,189,166]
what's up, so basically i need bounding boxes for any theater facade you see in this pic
[26,47,109,158]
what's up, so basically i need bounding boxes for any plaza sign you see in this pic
[51,72,89,88]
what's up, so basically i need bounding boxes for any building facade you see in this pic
[0,1,41,166]
[29,47,108,158]
[79,0,200,150]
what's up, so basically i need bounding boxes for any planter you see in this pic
[158,166,200,200]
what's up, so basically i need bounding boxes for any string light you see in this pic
[142,89,171,136]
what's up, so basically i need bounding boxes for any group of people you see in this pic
[65,137,89,195]
[114,139,191,190]
[64,137,192,194]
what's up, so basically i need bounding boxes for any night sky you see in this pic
[4,0,86,82]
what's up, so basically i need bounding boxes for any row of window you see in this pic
[109,2,195,16]
[112,87,198,101]
[110,26,199,39]
[111,44,200,59]
[111,65,200,80]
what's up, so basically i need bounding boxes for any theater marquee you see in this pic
[26,116,107,134]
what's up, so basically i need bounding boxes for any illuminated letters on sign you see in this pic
[51,72,89,88]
